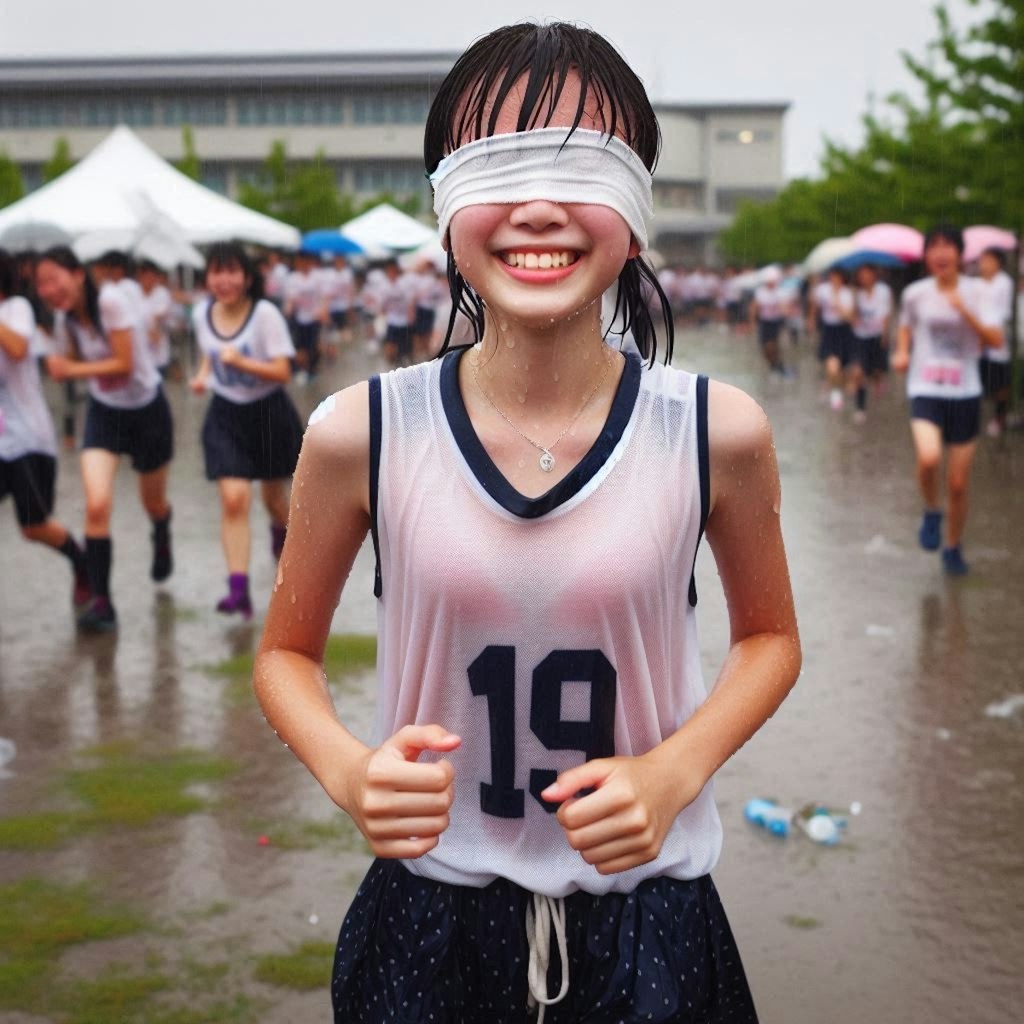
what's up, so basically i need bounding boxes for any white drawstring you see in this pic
[525,892,569,1024]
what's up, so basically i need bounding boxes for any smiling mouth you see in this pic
[499,251,580,270]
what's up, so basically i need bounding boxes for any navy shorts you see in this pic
[847,334,878,372]
[201,389,303,481]
[819,323,852,365]
[332,859,757,1024]
[911,396,981,445]
[0,453,56,527]
[414,306,436,337]
[758,319,783,345]
[82,389,173,473]
[385,324,413,358]
[330,309,350,330]
[979,357,1011,397]
[292,321,320,354]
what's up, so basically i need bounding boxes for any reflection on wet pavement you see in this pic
[1,331,1021,1022]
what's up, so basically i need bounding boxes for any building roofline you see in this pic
[0,52,460,87]
[655,100,791,115]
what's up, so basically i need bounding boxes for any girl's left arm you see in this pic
[219,347,291,383]
[545,381,800,874]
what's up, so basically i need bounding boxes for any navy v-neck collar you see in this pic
[440,346,642,519]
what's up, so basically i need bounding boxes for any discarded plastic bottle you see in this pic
[793,804,845,845]
[743,798,793,837]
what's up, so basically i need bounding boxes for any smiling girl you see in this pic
[35,246,173,633]
[190,243,302,620]
[254,22,800,1023]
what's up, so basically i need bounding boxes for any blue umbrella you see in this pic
[831,249,904,271]
[300,229,364,255]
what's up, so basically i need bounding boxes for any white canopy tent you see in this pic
[340,203,438,257]
[0,126,300,251]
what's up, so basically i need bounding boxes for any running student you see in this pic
[849,264,893,424]
[0,249,90,611]
[254,22,800,1024]
[809,266,854,410]
[975,247,1014,438]
[892,224,1004,576]
[750,266,791,375]
[190,243,302,620]
[35,247,174,632]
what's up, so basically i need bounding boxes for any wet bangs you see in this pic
[424,23,660,174]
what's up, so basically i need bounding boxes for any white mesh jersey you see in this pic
[366,348,719,898]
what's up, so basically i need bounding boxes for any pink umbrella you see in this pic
[850,223,924,261]
[963,225,1018,263]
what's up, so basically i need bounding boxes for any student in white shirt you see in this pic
[892,224,1004,575]
[975,247,1014,438]
[284,251,327,382]
[849,264,893,424]
[0,249,90,611]
[190,243,303,620]
[750,267,792,376]
[35,247,174,633]
[808,267,855,410]
[137,260,175,377]
[378,259,417,366]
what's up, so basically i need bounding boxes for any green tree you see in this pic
[901,0,1024,228]
[0,151,25,209]
[42,137,75,183]
[175,125,201,181]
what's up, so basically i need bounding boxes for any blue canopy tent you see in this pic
[300,229,364,256]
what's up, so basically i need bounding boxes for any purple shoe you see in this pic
[216,574,253,620]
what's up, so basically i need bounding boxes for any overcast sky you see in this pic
[0,0,977,178]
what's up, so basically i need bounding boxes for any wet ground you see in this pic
[1,325,1022,1023]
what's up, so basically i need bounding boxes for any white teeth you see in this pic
[502,251,575,269]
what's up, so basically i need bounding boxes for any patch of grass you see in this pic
[181,958,231,992]
[0,811,82,850]
[254,815,367,852]
[183,900,234,922]
[0,879,144,961]
[783,914,823,930]
[0,746,236,851]
[67,747,235,829]
[55,964,170,1024]
[254,940,334,991]
[205,633,377,682]
[146,994,262,1024]
[0,879,146,1016]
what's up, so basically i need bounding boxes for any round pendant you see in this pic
[539,450,555,473]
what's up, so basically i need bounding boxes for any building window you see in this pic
[653,182,703,211]
[715,128,774,144]
[160,95,226,126]
[200,165,229,194]
[353,91,430,126]
[353,161,427,194]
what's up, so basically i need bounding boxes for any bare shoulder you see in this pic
[299,381,372,516]
[706,379,773,463]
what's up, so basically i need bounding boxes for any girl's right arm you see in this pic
[253,383,459,858]
[189,353,212,393]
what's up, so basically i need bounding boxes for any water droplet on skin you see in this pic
[517,394,526,404]
[305,514,310,527]
[290,592,296,604]
[505,338,515,349]
[553,372,560,382]
[517,459,526,469]
[275,564,284,589]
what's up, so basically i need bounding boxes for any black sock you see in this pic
[856,386,867,411]
[152,509,172,544]
[85,537,112,600]
[58,536,86,572]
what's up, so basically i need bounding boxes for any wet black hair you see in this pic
[37,245,101,335]
[137,259,163,276]
[979,247,1005,268]
[423,21,673,365]
[923,223,964,255]
[0,249,16,298]
[827,265,849,283]
[205,241,264,301]
[93,249,135,275]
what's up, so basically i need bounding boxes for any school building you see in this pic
[0,53,788,264]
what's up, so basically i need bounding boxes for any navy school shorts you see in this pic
[979,356,1011,397]
[82,389,173,473]
[0,452,56,527]
[332,859,758,1023]
[911,396,981,445]
[819,323,852,365]
[757,319,783,345]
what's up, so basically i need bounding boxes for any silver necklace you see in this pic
[471,348,612,473]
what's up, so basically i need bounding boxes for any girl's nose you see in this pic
[508,200,569,232]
